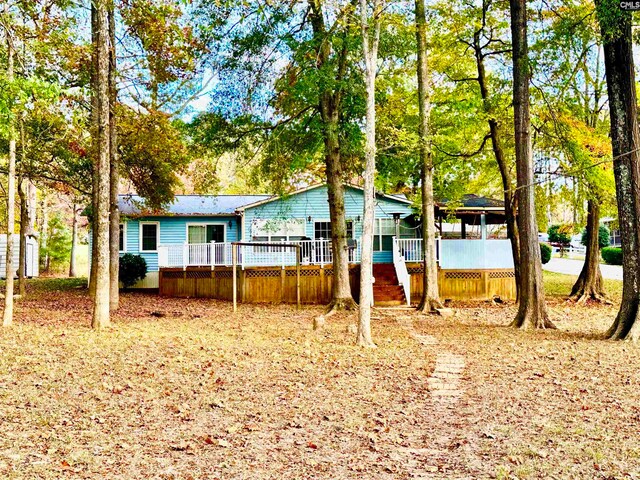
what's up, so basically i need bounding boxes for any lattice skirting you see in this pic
[162,271,184,279]
[186,270,212,279]
[489,271,515,279]
[285,269,320,277]
[445,271,482,280]
[245,269,281,278]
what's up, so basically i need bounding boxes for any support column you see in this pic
[481,213,487,240]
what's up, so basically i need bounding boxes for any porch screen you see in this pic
[374,218,395,251]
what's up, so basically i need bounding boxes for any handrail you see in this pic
[392,237,411,306]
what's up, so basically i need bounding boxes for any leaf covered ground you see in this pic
[0,274,638,479]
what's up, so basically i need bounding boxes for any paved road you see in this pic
[543,257,622,280]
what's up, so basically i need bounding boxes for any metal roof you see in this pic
[118,194,272,217]
[436,194,504,209]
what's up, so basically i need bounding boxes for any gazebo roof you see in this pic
[435,194,506,225]
[436,194,505,210]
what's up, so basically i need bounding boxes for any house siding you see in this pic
[122,215,239,272]
[242,185,415,263]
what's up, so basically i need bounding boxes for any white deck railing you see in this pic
[392,238,411,306]
[396,237,514,269]
[158,239,360,268]
[396,238,423,263]
[157,238,514,271]
[439,239,514,269]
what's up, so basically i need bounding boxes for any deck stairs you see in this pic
[373,264,406,306]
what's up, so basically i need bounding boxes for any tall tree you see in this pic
[358,0,381,347]
[596,0,640,340]
[471,0,520,296]
[91,0,111,329]
[108,3,119,310]
[3,5,16,327]
[309,0,358,312]
[415,0,442,312]
[509,0,553,329]
[532,1,612,302]
[195,0,361,311]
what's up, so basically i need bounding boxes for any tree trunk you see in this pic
[325,135,356,311]
[415,0,442,313]
[91,0,111,329]
[69,204,78,278]
[596,1,640,340]
[89,3,99,297]
[17,179,27,297]
[570,199,607,302]
[108,4,119,311]
[309,0,356,312]
[473,34,521,297]
[357,0,381,348]
[3,15,16,327]
[509,0,554,329]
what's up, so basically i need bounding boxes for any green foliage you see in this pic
[548,224,572,245]
[119,253,147,288]
[540,243,552,265]
[581,225,610,249]
[601,247,622,265]
[41,213,72,270]
[118,107,190,209]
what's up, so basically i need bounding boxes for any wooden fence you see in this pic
[406,264,516,301]
[160,264,515,304]
[159,266,360,304]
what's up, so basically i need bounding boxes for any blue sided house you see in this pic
[116,184,516,305]
[118,184,416,288]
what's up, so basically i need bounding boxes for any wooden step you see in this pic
[373,284,406,305]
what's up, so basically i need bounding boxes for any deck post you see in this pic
[183,242,188,271]
[210,241,215,270]
[232,243,237,312]
[296,245,301,309]
[481,213,487,240]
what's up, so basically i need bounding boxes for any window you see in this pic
[187,224,225,244]
[314,221,354,240]
[119,224,125,252]
[252,219,306,242]
[374,218,396,251]
[140,223,159,252]
[314,221,331,240]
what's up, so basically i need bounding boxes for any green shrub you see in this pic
[119,253,147,288]
[540,243,552,264]
[580,224,610,249]
[548,224,572,245]
[601,247,622,265]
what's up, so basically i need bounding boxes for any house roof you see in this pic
[235,183,412,211]
[118,194,271,217]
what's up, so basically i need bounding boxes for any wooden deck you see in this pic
[159,265,361,304]
[159,264,516,304]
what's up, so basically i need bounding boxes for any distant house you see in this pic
[110,184,516,305]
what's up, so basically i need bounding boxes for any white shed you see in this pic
[0,235,39,278]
